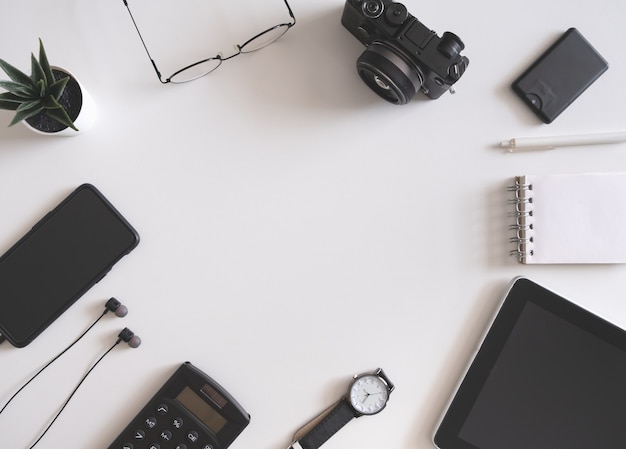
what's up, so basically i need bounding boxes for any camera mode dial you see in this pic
[385,3,408,25]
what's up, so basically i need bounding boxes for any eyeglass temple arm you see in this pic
[283,0,297,25]
[122,0,168,84]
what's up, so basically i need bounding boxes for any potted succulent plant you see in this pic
[0,38,95,136]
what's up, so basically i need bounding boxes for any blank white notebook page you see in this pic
[513,173,626,264]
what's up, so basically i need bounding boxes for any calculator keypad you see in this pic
[116,402,215,449]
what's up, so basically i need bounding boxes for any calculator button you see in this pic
[156,403,169,415]
[160,430,173,441]
[187,430,199,443]
[145,417,158,429]
[121,444,133,449]
[147,444,160,449]
[172,417,184,429]
[133,430,146,440]
[174,445,187,449]
[201,445,214,449]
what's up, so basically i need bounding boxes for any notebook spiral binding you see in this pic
[508,177,534,263]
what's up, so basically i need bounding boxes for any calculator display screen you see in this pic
[177,386,228,433]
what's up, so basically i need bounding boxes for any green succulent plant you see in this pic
[0,38,78,131]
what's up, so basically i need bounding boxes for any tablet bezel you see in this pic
[433,276,626,449]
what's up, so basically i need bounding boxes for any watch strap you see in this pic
[290,399,356,449]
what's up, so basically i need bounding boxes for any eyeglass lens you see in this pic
[240,24,291,53]
[169,58,223,84]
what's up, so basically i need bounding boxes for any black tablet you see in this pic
[434,277,626,449]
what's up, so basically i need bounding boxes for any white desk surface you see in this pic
[2,0,626,448]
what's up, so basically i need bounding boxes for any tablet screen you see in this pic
[434,277,626,449]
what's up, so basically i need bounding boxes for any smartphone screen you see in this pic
[0,184,139,347]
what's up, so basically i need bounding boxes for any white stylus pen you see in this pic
[500,131,626,151]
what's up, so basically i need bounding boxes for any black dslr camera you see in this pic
[341,0,469,104]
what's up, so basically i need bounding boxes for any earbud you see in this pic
[105,297,128,318]
[118,327,141,348]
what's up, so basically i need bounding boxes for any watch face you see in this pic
[348,374,389,415]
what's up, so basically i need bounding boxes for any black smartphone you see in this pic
[512,28,608,124]
[0,184,139,348]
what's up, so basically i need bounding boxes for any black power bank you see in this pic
[512,28,608,124]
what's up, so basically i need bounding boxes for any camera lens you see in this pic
[356,41,423,105]
[362,0,384,18]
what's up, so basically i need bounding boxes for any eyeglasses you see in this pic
[122,0,296,84]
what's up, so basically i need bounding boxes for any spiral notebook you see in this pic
[509,173,626,264]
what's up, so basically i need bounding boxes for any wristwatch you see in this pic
[288,368,394,449]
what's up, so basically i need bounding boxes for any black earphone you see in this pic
[105,297,129,318]
[117,326,142,348]
[0,298,141,448]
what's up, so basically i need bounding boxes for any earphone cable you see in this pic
[28,339,121,449]
[0,309,108,416]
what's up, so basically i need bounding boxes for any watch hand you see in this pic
[362,392,381,400]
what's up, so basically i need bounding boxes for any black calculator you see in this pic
[107,362,250,449]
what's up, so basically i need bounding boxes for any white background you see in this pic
[1,0,626,448]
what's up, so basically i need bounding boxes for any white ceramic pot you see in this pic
[22,66,96,136]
